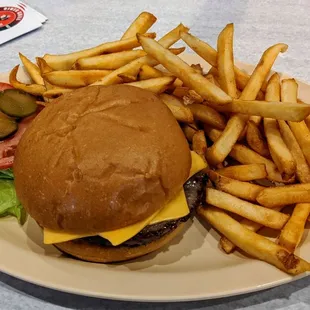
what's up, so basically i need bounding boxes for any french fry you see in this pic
[216,163,267,181]
[43,88,72,99]
[198,206,310,275]
[43,32,156,70]
[9,65,46,96]
[209,99,310,122]
[263,73,296,179]
[257,184,310,208]
[73,50,147,70]
[246,120,270,157]
[217,24,238,98]
[220,206,284,254]
[205,188,289,229]
[305,115,310,130]
[121,12,157,40]
[278,203,310,252]
[186,90,204,103]
[138,64,164,80]
[182,124,198,142]
[126,76,175,93]
[172,86,189,98]
[281,79,310,168]
[229,144,288,183]
[181,31,268,93]
[205,73,216,85]
[137,34,232,105]
[43,70,113,88]
[91,24,188,86]
[188,104,226,130]
[278,120,310,183]
[36,57,53,74]
[118,74,137,83]
[205,43,288,165]
[19,53,44,85]
[192,130,208,161]
[159,94,194,123]
[191,64,204,75]
[208,170,264,202]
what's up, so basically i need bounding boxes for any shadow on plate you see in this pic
[22,216,211,269]
[24,218,61,257]
[109,218,209,270]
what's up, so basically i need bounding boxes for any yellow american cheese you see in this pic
[44,151,206,245]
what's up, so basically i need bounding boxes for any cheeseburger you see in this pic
[14,85,207,263]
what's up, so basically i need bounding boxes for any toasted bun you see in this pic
[14,85,191,233]
[54,222,186,263]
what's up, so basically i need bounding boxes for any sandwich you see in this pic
[13,85,207,263]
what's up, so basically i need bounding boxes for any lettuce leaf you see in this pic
[0,168,14,180]
[0,179,27,224]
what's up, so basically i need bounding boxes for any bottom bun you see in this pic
[54,222,186,263]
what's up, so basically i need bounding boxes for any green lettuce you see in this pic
[0,168,14,180]
[0,170,27,224]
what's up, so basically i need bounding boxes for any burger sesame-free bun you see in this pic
[55,222,186,263]
[14,85,191,234]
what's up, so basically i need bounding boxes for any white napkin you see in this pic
[0,1,47,45]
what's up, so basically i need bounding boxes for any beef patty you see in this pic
[76,171,208,248]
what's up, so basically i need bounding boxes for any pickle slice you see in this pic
[0,113,18,140]
[0,89,37,118]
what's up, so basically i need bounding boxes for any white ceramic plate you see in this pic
[0,54,309,302]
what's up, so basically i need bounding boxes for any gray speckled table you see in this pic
[1,0,310,309]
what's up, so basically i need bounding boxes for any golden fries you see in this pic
[220,205,284,253]
[246,120,270,157]
[210,99,310,121]
[217,24,238,98]
[74,50,147,70]
[92,24,188,86]
[121,12,157,40]
[139,64,164,80]
[43,88,72,99]
[229,144,286,183]
[181,31,268,93]
[9,65,46,96]
[118,74,137,83]
[191,64,203,75]
[19,53,44,85]
[159,94,194,123]
[126,76,175,93]
[257,184,310,208]
[281,79,310,169]
[208,170,264,202]
[278,203,310,252]
[137,34,232,105]
[198,206,310,274]
[44,32,156,70]
[43,70,112,88]
[205,43,288,165]
[264,73,296,179]
[216,163,267,181]
[182,124,198,142]
[206,188,289,229]
[278,120,310,183]
[188,104,226,130]
[192,130,208,161]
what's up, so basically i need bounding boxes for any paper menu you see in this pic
[0,1,47,45]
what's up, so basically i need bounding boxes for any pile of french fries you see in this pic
[10,12,310,275]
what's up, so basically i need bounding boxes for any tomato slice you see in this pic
[0,83,14,91]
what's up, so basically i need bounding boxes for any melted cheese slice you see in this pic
[44,151,206,245]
